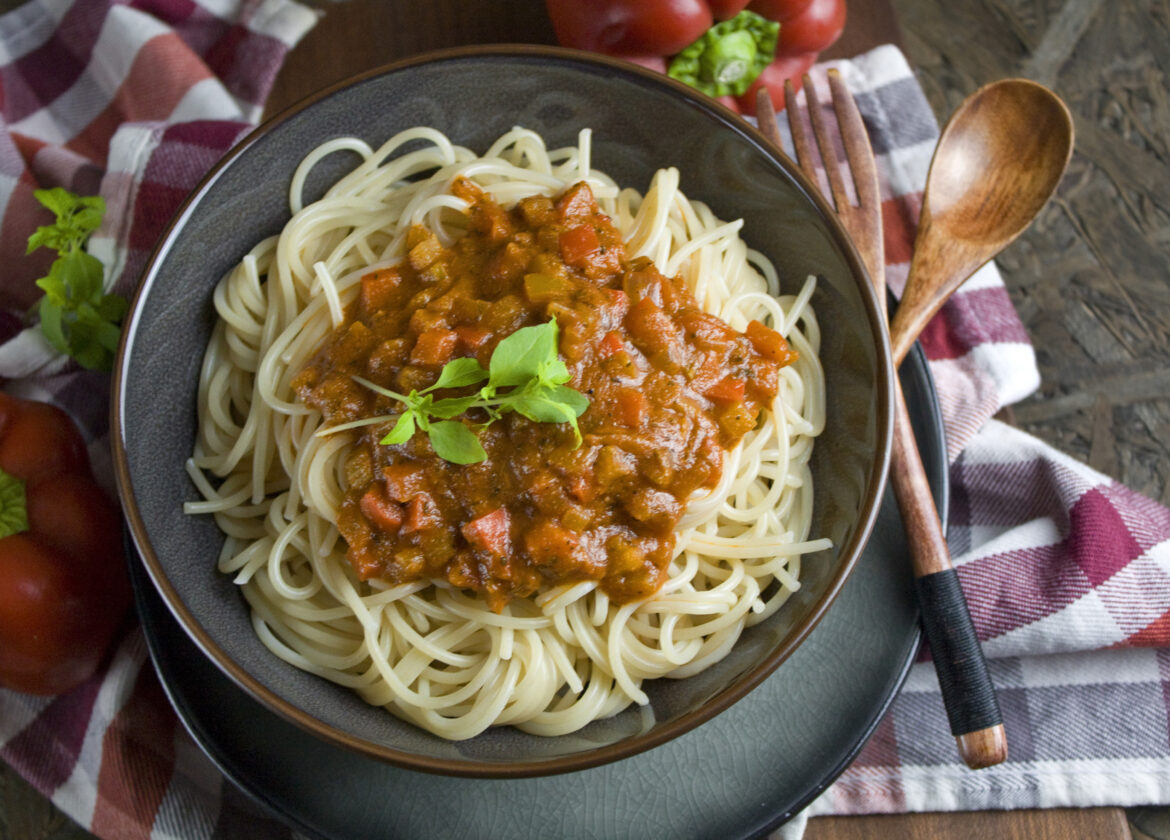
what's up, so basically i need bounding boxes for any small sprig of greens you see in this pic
[341,319,589,465]
[26,187,127,371]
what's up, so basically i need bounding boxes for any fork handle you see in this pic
[890,375,1008,769]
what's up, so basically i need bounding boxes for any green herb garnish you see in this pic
[26,187,126,371]
[345,319,589,465]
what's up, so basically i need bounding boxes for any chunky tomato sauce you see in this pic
[293,177,795,609]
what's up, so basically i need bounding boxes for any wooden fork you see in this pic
[757,75,1008,770]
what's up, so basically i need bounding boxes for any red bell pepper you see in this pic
[544,0,846,114]
[0,393,130,695]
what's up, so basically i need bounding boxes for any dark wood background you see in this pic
[3,0,1169,838]
[896,0,1170,512]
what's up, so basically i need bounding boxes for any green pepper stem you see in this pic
[667,11,780,98]
[0,466,30,539]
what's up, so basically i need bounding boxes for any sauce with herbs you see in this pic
[293,177,795,609]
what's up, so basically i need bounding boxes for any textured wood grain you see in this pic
[806,807,1133,840]
[890,0,1170,508]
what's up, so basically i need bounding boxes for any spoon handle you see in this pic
[889,382,1008,768]
[761,70,1008,769]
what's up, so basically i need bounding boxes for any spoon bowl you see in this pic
[890,78,1074,362]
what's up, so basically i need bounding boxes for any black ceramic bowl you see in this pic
[112,46,893,778]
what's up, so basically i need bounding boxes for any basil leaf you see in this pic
[95,319,123,353]
[71,201,104,235]
[27,188,124,369]
[537,357,571,386]
[363,316,590,463]
[429,395,479,419]
[97,293,128,322]
[564,416,584,446]
[549,384,590,416]
[509,389,577,425]
[29,189,105,253]
[37,298,67,354]
[35,271,69,307]
[34,187,82,219]
[488,319,559,388]
[427,420,486,464]
[428,356,488,391]
[73,251,106,303]
[70,336,108,371]
[380,412,416,445]
[26,227,57,255]
[54,250,97,303]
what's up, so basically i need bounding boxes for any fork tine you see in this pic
[754,89,782,149]
[827,70,880,222]
[783,78,820,186]
[803,74,852,214]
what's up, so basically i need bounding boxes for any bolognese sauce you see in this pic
[293,177,795,610]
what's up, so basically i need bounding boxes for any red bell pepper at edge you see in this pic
[544,0,846,114]
[0,393,130,694]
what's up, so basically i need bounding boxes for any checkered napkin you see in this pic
[0,1,318,837]
[0,3,1168,833]
[775,48,1170,837]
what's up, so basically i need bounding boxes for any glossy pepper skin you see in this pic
[544,0,846,114]
[546,0,751,58]
[0,393,130,694]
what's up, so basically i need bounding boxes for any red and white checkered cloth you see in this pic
[0,3,1167,836]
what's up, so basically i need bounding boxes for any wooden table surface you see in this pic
[4,0,1168,838]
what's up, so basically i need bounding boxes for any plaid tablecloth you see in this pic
[0,3,1168,838]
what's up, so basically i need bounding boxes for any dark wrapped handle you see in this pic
[915,569,1004,732]
[890,375,1008,769]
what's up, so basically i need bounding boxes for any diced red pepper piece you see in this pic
[359,267,401,315]
[598,331,625,358]
[488,241,530,285]
[409,328,458,366]
[625,296,684,369]
[408,307,447,336]
[461,508,512,557]
[614,387,647,427]
[566,471,597,504]
[555,182,597,221]
[559,224,600,269]
[402,492,441,534]
[523,519,583,567]
[705,376,746,404]
[745,319,797,365]
[471,200,513,242]
[454,325,491,351]
[382,463,426,502]
[360,486,404,533]
[622,264,666,304]
[605,287,630,317]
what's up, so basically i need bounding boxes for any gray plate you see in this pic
[115,47,896,776]
[132,346,942,840]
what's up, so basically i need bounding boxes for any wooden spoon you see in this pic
[890,78,1072,767]
[891,78,1075,365]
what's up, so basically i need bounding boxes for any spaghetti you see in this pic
[185,127,829,739]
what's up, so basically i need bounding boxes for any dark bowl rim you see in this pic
[110,43,895,779]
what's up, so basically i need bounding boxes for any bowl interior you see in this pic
[115,47,891,776]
